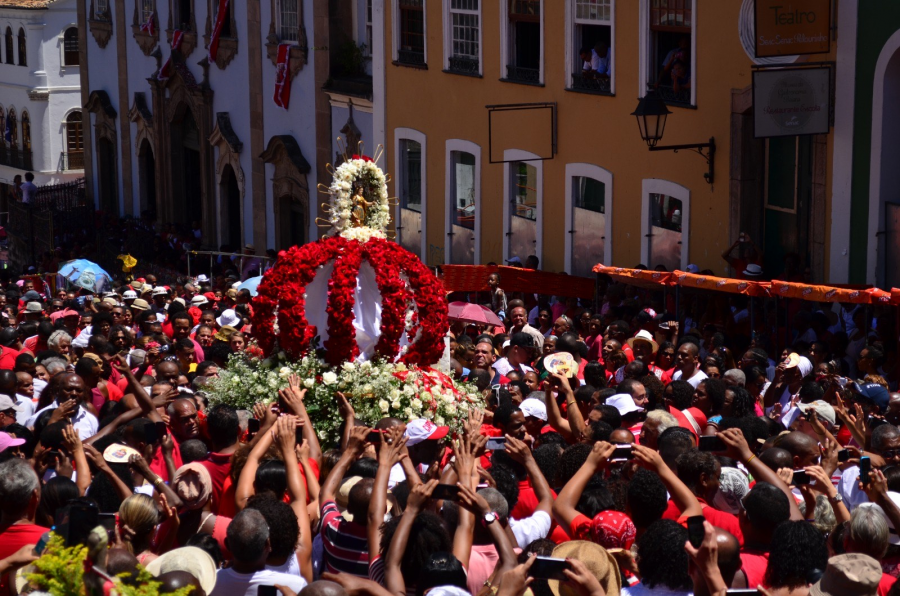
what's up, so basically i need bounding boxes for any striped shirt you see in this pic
[321,500,370,577]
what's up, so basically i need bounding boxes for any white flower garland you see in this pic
[329,158,391,243]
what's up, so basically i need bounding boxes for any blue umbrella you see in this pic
[238,275,263,296]
[58,259,112,293]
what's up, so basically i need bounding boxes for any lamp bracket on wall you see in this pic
[649,137,715,184]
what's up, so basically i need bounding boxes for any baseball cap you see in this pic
[798,400,837,427]
[520,397,547,422]
[405,418,449,446]
[506,256,523,266]
[685,264,700,274]
[509,332,535,350]
[122,290,138,300]
[606,394,644,416]
[22,290,42,302]
[0,431,25,453]
[854,382,890,413]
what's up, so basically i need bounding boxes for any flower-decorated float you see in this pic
[208,145,482,442]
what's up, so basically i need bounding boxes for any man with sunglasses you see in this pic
[837,424,900,510]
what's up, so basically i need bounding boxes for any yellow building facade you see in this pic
[383,0,836,280]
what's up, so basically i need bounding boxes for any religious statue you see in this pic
[350,183,375,227]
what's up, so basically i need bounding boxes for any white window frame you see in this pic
[277,0,300,43]
[641,178,690,271]
[564,163,613,271]
[444,139,482,264]
[59,25,80,68]
[443,0,482,75]
[638,0,697,106]
[565,0,615,93]
[391,0,428,64]
[499,0,544,84]
[502,149,542,264]
[394,127,427,261]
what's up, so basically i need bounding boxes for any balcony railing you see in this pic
[0,148,33,171]
[60,151,84,171]
[505,64,540,84]
[397,48,425,66]
[448,55,479,75]
[571,73,611,95]
[650,83,692,107]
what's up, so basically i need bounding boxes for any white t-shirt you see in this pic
[509,510,551,548]
[492,358,534,378]
[211,568,307,596]
[672,369,707,389]
[267,553,302,578]
[15,394,35,426]
[27,403,98,439]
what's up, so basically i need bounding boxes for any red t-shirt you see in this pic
[217,458,320,518]
[0,524,50,592]
[510,478,558,521]
[0,346,21,370]
[662,499,744,545]
[740,549,769,589]
[149,433,183,482]
[879,573,897,596]
[202,452,233,514]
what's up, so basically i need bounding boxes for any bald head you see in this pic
[759,447,793,472]
[300,581,348,596]
[157,571,204,596]
[715,528,742,582]
[776,431,820,468]
[0,369,17,397]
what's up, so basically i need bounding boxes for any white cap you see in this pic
[607,394,644,416]
[404,418,450,446]
[520,397,547,422]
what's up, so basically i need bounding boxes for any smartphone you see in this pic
[792,470,811,485]
[258,586,279,596]
[611,444,633,460]
[55,503,99,547]
[155,421,168,438]
[97,513,117,539]
[868,416,889,430]
[699,435,727,452]
[838,449,851,463]
[860,456,871,482]
[725,590,762,595]
[687,515,706,548]
[367,430,383,443]
[247,418,260,434]
[431,484,462,501]
[142,421,159,446]
[529,557,571,580]
[486,437,507,451]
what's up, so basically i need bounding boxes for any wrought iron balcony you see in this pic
[0,148,33,171]
[448,56,479,75]
[397,48,425,66]
[505,64,540,84]
[649,83,692,107]
[60,151,84,171]
[571,73,612,95]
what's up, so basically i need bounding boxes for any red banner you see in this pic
[593,266,675,290]
[157,29,184,82]
[441,265,595,300]
[674,271,770,297]
[273,43,292,109]
[140,13,156,36]
[208,0,229,62]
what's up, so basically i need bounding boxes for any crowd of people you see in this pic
[0,262,898,596]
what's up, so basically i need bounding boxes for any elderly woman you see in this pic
[47,330,73,361]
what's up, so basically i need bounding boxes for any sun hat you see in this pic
[0,431,25,453]
[172,462,213,510]
[626,330,659,353]
[810,553,880,596]
[405,418,450,446]
[548,541,621,596]
[152,286,168,296]
[216,309,240,328]
[520,397,548,422]
[589,510,637,550]
[145,547,217,595]
[130,298,150,311]
[214,325,237,342]
[606,394,644,416]
[335,475,363,521]
[190,295,209,307]
[122,290,137,300]
[101,297,118,307]
[196,274,210,283]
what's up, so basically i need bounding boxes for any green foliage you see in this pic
[336,40,368,76]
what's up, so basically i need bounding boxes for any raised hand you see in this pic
[61,424,83,456]
[505,434,533,465]
[456,481,491,516]
[273,415,299,456]
[562,557,607,596]
[585,441,616,469]
[406,478,439,513]
[346,425,370,455]
[336,391,355,421]
[378,425,408,466]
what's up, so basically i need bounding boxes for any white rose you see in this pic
[322,371,338,385]
[361,361,372,370]
[411,398,422,410]
[389,389,401,400]
[378,399,390,413]
[404,407,413,419]
[342,361,356,372]
[391,400,401,409]
[304,378,315,388]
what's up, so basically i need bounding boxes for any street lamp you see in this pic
[631,91,715,184]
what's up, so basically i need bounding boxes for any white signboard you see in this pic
[753,67,830,138]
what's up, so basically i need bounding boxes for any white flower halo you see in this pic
[326,156,391,242]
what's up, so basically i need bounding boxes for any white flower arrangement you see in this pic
[327,157,392,242]
[206,351,484,444]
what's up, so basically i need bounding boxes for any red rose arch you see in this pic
[251,236,449,367]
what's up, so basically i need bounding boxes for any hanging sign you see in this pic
[753,67,831,138]
[755,0,831,57]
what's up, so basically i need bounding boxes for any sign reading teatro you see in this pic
[755,0,831,57]
[753,67,831,138]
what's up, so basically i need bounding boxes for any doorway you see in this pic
[220,165,242,246]
[138,139,157,218]
[277,196,306,249]
[763,135,812,280]
[171,108,203,226]
[98,137,118,214]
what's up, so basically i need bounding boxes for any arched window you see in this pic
[21,111,30,151]
[17,28,25,66]
[4,28,13,64]
[65,111,83,170]
[63,27,79,65]
[7,108,18,148]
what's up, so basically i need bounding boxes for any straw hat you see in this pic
[145,547,218,595]
[548,541,621,596]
